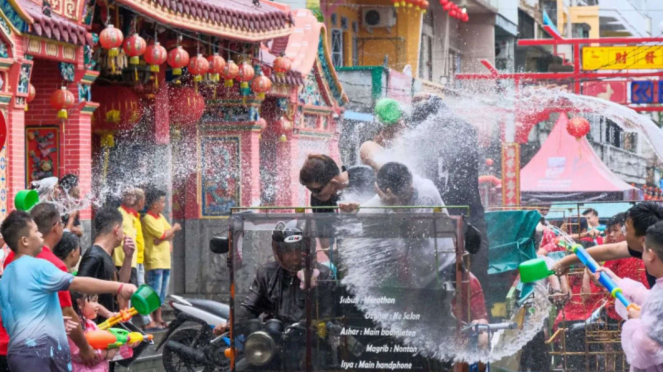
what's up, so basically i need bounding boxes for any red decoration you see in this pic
[443,2,452,10]
[273,55,292,78]
[168,87,205,128]
[207,54,226,82]
[222,60,239,87]
[440,0,448,4]
[167,46,190,76]
[188,54,210,82]
[123,34,147,65]
[450,10,457,17]
[237,62,255,90]
[144,42,168,72]
[25,84,36,112]
[50,87,75,120]
[485,158,494,167]
[478,175,501,187]
[422,1,430,10]
[91,85,144,132]
[99,25,124,57]
[251,73,272,100]
[462,13,469,22]
[567,116,590,139]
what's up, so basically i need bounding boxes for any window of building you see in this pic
[419,34,432,80]
[352,21,358,33]
[331,13,337,26]
[331,29,344,67]
[341,16,348,30]
[352,36,359,66]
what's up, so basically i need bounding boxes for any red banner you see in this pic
[501,143,520,206]
[25,126,59,186]
[581,80,627,104]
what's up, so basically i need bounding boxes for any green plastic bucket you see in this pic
[14,190,39,211]
[374,98,402,125]
[518,258,554,284]
[131,285,161,315]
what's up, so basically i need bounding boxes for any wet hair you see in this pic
[53,231,80,261]
[1,211,34,253]
[409,95,446,127]
[299,155,340,186]
[59,174,79,193]
[377,162,413,197]
[30,203,61,236]
[607,212,627,230]
[567,217,588,235]
[627,202,663,237]
[93,207,123,236]
[145,188,166,210]
[70,291,94,327]
[645,221,663,261]
[582,208,598,217]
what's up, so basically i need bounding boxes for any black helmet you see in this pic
[272,220,304,272]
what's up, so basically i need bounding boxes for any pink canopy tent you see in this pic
[520,113,638,202]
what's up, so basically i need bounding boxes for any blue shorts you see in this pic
[146,269,171,305]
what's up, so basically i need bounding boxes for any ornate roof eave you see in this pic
[116,0,294,43]
[318,26,348,106]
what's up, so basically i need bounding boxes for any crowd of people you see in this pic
[0,176,180,372]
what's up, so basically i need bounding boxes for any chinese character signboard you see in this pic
[582,46,663,70]
[501,143,520,206]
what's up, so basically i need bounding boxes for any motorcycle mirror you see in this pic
[210,236,229,254]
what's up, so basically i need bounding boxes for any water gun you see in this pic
[559,241,639,311]
[97,308,138,330]
[97,284,161,330]
[86,328,153,350]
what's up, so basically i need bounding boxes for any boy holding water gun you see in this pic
[596,221,663,372]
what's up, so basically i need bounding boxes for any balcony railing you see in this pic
[590,141,647,184]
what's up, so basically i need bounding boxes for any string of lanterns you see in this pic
[441,0,468,22]
[391,0,430,13]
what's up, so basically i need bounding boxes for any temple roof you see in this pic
[14,0,92,45]
[116,0,293,42]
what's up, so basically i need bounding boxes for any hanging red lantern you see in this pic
[450,10,457,17]
[123,34,147,65]
[144,42,168,72]
[440,0,448,4]
[168,87,205,128]
[273,55,292,79]
[91,85,144,132]
[462,13,469,22]
[25,84,36,112]
[567,116,590,139]
[443,1,453,11]
[167,46,190,76]
[237,61,255,90]
[99,25,124,57]
[50,87,75,120]
[485,158,494,167]
[207,54,226,82]
[251,70,272,101]
[222,60,239,87]
[421,0,430,11]
[188,54,210,82]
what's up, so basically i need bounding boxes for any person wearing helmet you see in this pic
[233,220,335,326]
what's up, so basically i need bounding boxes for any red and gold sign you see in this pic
[168,87,205,128]
[222,60,239,87]
[123,34,147,65]
[99,25,124,57]
[50,87,75,120]
[188,54,210,82]
[91,85,144,132]
[501,143,520,207]
[567,116,590,139]
[167,46,190,76]
[207,54,226,82]
[144,42,168,72]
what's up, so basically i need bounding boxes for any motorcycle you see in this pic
[158,236,232,372]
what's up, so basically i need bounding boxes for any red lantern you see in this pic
[144,42,168,72]
[273,55,292,79]
[123,34,147,65]
[222,60,239,87]
[450,10,457,17]
[50,87,75,120]
[207,54,226,82]
[421,0,429,10]
[237,61,255,90]
[99,25,124,57]
[25,84,36,112]
[443,1,453,10]
[485,158,494,167]
[168,87,205,128]
[392,0,400,7]
[251,72,272,100]
[91,86,144,132]
[188,54,210,82]
[462,13,469,22]
[440,0,448,4]
[167,46,190,76]
[567,116,590,139]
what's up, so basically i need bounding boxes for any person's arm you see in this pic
[118,237,135,284]
[156,223,181,244]
[69,276,136,299]
[552,241,630,275]
[96,304,114,320]
[359,141,384,172]
[581,269,593,302]
[65,211,78,231]
[621,319,663,369]
[63,307,98,366]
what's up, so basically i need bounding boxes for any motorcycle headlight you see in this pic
[245,331,275,366]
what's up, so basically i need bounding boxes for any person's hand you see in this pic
[118,283,138,300]
[173,223,182,232]
[71,226,84,237]
[338,202,360,213]
[79,344,100,366]
[213,322,228,336]
[587,229,599,238]
[552,260,570,276]
[550,291,567,307]
[64,316,78,335]
[122,236,136,258]
[106,348,118,360]
[595,266,619,282]
[627,306,641,319]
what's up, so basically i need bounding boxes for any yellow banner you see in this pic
[582,46,663,70]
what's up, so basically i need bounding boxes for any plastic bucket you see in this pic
[518,258,554,284]
[14,190,39,211]
[131,285,161,315]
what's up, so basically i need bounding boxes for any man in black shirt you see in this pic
[77,207,135,322]
[553,202,663,287]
